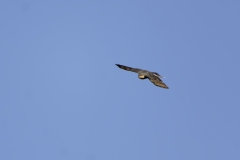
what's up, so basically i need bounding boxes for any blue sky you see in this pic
[1,0,240,160]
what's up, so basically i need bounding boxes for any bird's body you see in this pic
[116,64,169,89]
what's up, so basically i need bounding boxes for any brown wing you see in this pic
[115,64,141,73]
[148,75,169,89]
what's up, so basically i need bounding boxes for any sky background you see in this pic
[1,0,240,160]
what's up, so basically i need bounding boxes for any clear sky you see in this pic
[1,1,240,160]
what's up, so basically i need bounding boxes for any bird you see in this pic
[115,64,169,89]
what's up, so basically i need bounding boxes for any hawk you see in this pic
[116,64,169,89]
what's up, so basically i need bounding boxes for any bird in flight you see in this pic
[116,64,169,89]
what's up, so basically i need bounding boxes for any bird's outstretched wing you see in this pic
[148,75,169,89]
[115,64,141,73]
